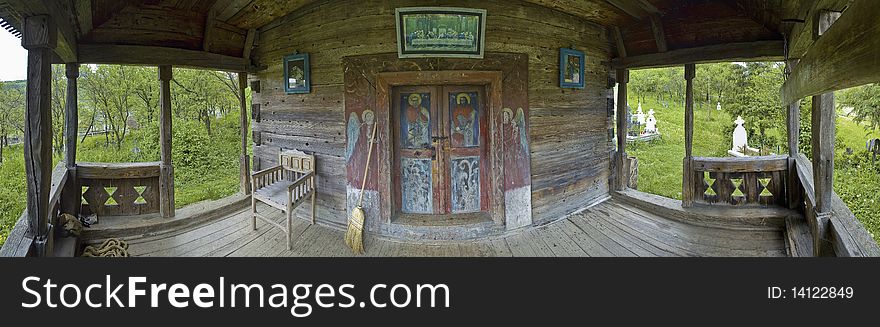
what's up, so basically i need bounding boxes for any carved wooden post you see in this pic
[158,65,175,218]
[810,10,839,256]
[682,64,696,207]
[22,15,56,256]
[786,60,802,210]
[239,72,252,195]
[615,69,629,191]
[62,64,81,218]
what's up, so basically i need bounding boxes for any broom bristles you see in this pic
[345,206,365,254]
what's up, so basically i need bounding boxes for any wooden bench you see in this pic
[251,149,316,249]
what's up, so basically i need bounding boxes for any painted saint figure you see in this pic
[450,92,478,147]
[403,93,431,149]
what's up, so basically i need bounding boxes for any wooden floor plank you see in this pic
[580,208,678,257]
[536,223,589,257]
[489,238,513,257]
[568,212,638,257]
[107,198,792,258]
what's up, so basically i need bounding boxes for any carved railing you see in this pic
[791,154,880,257]
[684,156,789,206]
[77,162,162,217]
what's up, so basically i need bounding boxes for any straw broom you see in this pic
[345,121,378,254]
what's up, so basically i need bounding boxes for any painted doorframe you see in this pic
[376,71,505,225]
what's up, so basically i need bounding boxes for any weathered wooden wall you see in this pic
[251,0,612,228]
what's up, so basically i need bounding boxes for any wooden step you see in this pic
[784,215,814,257]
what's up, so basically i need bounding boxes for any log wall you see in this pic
[251,0,612,227]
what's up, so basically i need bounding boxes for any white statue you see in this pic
[644,109,658,134]
[716,102,722,111]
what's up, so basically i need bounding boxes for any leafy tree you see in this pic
[722,62,786,152]
[0,81,25,162]
[839,83,880,130]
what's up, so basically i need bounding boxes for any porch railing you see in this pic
[790,154,880,257]
[683,155,789,206]
[77,162,163,217]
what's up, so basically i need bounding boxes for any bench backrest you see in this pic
[279,149,315,174]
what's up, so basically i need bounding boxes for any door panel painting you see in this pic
[400,93,431,149]
[400,158,433,213]
[449,92,479,148]
[450,156,480,213]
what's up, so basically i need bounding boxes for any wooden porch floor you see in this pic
[117,198,788,257]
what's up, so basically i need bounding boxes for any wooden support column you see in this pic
[238,72,252,195]
[22,15,56,257]
[615,69,629,191]
[809,10,838,256]
[682,64,696,207]
[62,63,80,217]
[811,93,835,255]
[786,60,801,210]
[158,66,175,218]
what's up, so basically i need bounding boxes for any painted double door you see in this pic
[393,85,489,215]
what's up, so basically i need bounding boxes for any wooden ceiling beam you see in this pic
[612,26,627,58]
[216,0,252,22]
[605,0,660,20]
[785,0,849,59]
[242,28,255,61]
[611,40,784,69]
[73,0,92,37]
[649,15,667,52]
[78,44,257,73]
[202,7,216,52]
[781,1,879,104]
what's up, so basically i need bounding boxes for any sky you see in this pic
[0,30,28,82]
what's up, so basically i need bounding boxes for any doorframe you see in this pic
[376,71,505,225]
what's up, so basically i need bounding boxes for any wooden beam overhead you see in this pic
[781,1,880,105]
[73,0,92,37]
[612,26,627,58]
[202,8,217,52]
[606,0,661,19]
[785,0,850,59]
[78,44,256,73]
[649,15,667,52]
[242,28,256,60]
[611,41,784,69]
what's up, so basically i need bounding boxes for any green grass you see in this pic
[626,98,733,199]
[626,97,880,242]
[0,115,245,247]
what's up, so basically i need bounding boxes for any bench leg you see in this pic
[311,190,316,225]
[251,195,257,230]
[287,204,293,250]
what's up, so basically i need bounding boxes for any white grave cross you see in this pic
[644,108,658,134]
[732,116,748,152]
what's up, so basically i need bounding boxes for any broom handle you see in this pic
[356,122,378,207]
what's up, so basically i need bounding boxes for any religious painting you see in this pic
[400,92,432,149]
[396,7,487,58]
[401,158,433,213]
[451,156,480,213]
[559,48,585,89]
[284,53,310,94]
[449,92,479,148]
